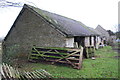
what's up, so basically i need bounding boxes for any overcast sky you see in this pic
[0,0,119,37]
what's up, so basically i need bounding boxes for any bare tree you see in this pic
[118,24,120,32]
[0,0,23,7]
[0,37,3,42]
[0,0,38,8]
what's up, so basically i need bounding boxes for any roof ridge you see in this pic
[25,4,88,28]
[24,4,97,37]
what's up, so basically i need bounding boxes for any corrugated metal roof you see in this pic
[25,4,98,37]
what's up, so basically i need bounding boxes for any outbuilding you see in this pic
[3,4,98,60]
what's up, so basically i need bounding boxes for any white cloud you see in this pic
[0,0,119,37]
[0,7,22,37]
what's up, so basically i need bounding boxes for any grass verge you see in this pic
[16,46,118,78]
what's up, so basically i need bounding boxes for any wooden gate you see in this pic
[1,63,53,79]
[29,47,83,69]
[85,46,95,58]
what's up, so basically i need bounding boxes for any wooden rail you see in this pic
[85,46,95,58]
[1,63,53,79]
[29,47,83,69]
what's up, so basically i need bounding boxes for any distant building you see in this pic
[95,25,110,45]
[87,27,102,49]
[107,30,116,44]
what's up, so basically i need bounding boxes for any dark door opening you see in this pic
[94,36,96,46]
[103,40,106,44]
[74,36,85,47]
[89,36,92,45]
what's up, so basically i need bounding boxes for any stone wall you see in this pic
[91,37,94,46]
[65,37,74,47]
[3,8,66,60]
[84,37,90,47]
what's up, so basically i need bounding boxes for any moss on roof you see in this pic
[24,4,98,37]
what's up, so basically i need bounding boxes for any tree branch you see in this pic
[0,0,23,7]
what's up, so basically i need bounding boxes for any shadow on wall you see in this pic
[2,44,29,65]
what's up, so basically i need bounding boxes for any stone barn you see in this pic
[2,4,97,61]
[95,25,110,45]
[87,27,100,49]
[107,30,116,45]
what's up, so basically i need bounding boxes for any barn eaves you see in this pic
[24,4,97,37]
[4,4,98,41]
